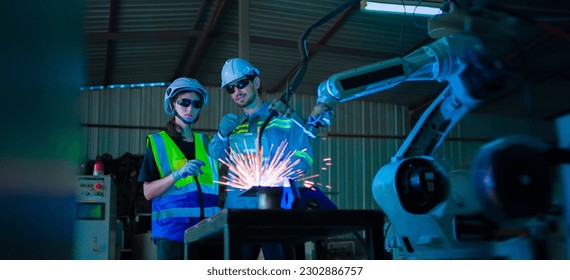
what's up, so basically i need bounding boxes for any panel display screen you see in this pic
[75,202,105,220]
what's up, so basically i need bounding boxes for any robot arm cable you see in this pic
[281,0,361,104]
[262,0,361,142]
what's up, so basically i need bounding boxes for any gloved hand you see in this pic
[218,113,239,138]
[171,159,206,181]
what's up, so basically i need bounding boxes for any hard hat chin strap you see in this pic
[176,115,194,139]
[174,111,194,134]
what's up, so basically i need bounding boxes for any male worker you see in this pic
[209,57,314,259]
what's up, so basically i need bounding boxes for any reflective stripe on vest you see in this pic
[233,118,313,166]
[233,118,292,134]
[151,206,220,220]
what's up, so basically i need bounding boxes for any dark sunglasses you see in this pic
[176,98,203,109]
[224,78,251,94]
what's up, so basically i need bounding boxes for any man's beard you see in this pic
[236,93,255,108]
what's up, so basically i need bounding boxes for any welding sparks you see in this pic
[218,139,304,190]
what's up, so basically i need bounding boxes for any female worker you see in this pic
[138,77,221,260]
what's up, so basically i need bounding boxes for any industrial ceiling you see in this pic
[83,0,570,121]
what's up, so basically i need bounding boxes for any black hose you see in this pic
[259,0,360,145]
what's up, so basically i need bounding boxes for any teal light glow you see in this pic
[80,82,168,91]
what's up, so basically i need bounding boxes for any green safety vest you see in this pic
[147,131,220,242]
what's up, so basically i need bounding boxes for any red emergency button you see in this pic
[94,183,103,190]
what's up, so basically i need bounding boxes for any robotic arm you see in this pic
[309,33,566,259]
[309,33,512,259]
[308,33,503,156]
[265,2,569,259]
[271,33,493,140]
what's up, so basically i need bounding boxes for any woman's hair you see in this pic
[165,90,203,137]
[165,117,180,137]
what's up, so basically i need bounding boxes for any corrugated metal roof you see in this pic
[83,0,438,88]
[83,0,570,119]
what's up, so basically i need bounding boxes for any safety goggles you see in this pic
[224,78,251,94]
[176,98,203,109]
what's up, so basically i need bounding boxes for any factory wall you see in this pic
[79,86,547,210]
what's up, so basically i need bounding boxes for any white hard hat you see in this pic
[164,77,209,116]
[220,58,260,88]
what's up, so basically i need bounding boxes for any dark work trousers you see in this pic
[156,238,223,260]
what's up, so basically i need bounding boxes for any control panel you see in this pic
[77,180,106,200]
[73,175,117,259]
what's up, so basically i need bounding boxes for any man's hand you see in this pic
[218,113,239,137]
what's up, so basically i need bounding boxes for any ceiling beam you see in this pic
[84,31,392,58]
[268,1,361,93]
[248,35,393,58]
[103,0,118,86]
[171,0,213,80]
[192,0,210,30]
[85,31,203,42]
[182,0,228,79]
[239,0,250,60]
